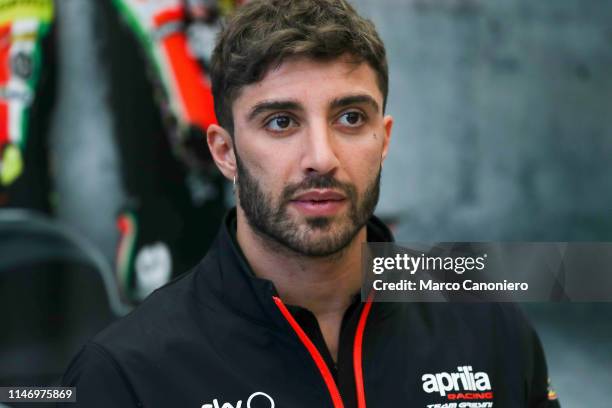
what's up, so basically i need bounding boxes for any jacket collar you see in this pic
[196,208,394,328]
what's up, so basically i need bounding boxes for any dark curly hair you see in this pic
[210,0,388,135]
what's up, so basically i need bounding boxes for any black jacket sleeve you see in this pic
[58,342,142,407]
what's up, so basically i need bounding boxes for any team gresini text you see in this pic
[373,279,529,292]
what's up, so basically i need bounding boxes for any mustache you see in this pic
[281,174,357,203]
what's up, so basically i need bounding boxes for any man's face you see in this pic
[231,55,392,257]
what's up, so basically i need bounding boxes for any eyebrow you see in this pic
[246,94,381,122]
[247,100,303,122]
[330,94,380,113]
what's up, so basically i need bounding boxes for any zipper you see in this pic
[273,295,374,408]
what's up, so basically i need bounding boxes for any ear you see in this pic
[206,123,236,180]
[381,114,393,164]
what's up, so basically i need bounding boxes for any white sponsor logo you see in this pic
[201,391,275,408]
[135,242,172,300]
[422,366,492,396]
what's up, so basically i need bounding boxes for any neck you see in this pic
[235,208,366,317]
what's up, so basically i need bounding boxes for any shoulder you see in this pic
[60,342,142,407]
[461,302,540,348]
[94,266,201,353]
[79,253,224,373]
[63,342,124,381]
[425,302,549,380]
[401,301,541,354]
[60,261,220,405]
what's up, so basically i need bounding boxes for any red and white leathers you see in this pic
[0,0,54,188]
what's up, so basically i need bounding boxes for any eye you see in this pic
[337,111,365,127]
[264,115,297,132]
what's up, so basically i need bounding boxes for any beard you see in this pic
[235,151,381,258]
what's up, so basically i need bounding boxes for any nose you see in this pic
[300,121,340,176]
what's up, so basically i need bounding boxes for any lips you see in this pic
[290,190,347,217]
[291,190,346,202]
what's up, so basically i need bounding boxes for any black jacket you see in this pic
[61,210,560,408]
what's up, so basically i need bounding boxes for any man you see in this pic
[61,0,560,407]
